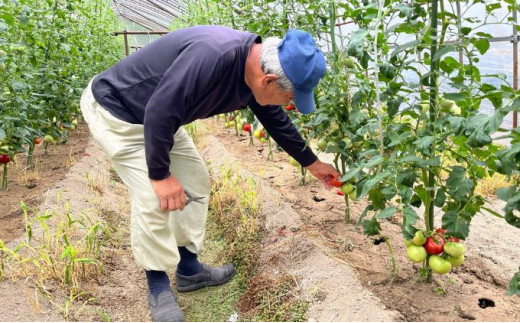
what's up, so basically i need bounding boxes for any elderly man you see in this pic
[80,25,340,321]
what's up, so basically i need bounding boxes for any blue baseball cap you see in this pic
[278,29,326,114]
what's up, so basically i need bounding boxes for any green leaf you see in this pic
[507,271,520,295]
[433,45,456,61]
[387,98,402,118]
[375,206,397,219]
[434,187,446,207]
[413,136,435,155]
[402,205,419,240]
[472,38,490,55]
[390,40,421,59]
[363,217,381,236]
[359,170,392,198]
[496,187,516,201]
[446,166,473,199]
[442,211,470,239]
[505,210,520,228]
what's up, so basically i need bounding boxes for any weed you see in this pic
[0,197,110,319]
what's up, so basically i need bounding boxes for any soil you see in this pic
[0,118,519,322]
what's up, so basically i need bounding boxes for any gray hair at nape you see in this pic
[260,37,294,91]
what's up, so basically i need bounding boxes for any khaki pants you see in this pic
[80,78,210,271]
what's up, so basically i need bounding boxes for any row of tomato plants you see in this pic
[0,0,123,189]
[179,0,520,292]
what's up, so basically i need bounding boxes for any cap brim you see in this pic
[294,89,315,114]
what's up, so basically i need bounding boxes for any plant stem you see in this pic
[428,0,439,284]
[383,235,398,282]
[1,163,7,190]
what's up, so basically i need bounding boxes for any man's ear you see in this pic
[261,73,280,87]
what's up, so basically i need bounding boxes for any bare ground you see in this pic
[0,118,519,321]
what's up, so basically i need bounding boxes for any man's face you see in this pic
[251,74,294,106]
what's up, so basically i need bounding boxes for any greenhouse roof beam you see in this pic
[116,7,167,30]
[145,0,185,17]
[118,1,171,29]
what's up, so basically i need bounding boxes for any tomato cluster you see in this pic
[405,228,465,275]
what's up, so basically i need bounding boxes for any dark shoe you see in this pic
[176,263,235,293]
[148,290,184,322]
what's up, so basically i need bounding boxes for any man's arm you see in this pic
[249,102,341,188]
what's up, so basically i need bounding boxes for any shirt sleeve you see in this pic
[143,44,226,180]
[249,100,318,167]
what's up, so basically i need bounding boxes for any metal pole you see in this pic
[457,1,463,64]
[123,31,129,57]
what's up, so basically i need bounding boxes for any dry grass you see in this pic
[475,172,512,197]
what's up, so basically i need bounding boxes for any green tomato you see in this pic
[406,245,427,263]
[289,156,299,167]
[440,99,455,110]
[449,104,461,115]
[342,137,352,149]
[420,103,429,114]
[429,255,452,274]
[404,238,412,247]
[412,230,426,246]
[340,183,354,195]
[44,135,56,144]
[345,57,356,68]
[317,138,328,151]
[0,62,5,72]
[443,242,465,258]
[0,50,6,57]
[348,191,357,201]
[446,254,464,267]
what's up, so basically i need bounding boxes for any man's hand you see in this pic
[151,175,186,212]
[306,159,342,189]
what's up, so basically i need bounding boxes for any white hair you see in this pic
[260,37,294,91]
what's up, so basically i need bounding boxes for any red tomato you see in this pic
[447,236,461,242]
[260,130,266,138]
[329,176,343,188]
[424,235,445,255]
[336,189,344,196]
[285,105,296,111]
[242,124,251,132]
[0,154,10,164]
[435,228,447,235]
[33,137,42,145]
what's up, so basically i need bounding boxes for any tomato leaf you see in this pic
[446,166,473,199]
[363,217,381,236]
[375,206,397,219]
[507,270,520,296]
[402,205,419,240]
[442,211,470,239]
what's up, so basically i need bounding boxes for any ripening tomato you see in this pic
[0,154,10,164]
[329,176,343,188]
[447,236,461,243]
[424,235,445,255]
[33,137,42,145]
[435,228,447,235]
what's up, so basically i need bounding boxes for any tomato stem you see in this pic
[1,163,7,190]
[344,194,350,223]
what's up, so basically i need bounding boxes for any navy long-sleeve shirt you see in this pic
[92,25,317,180]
